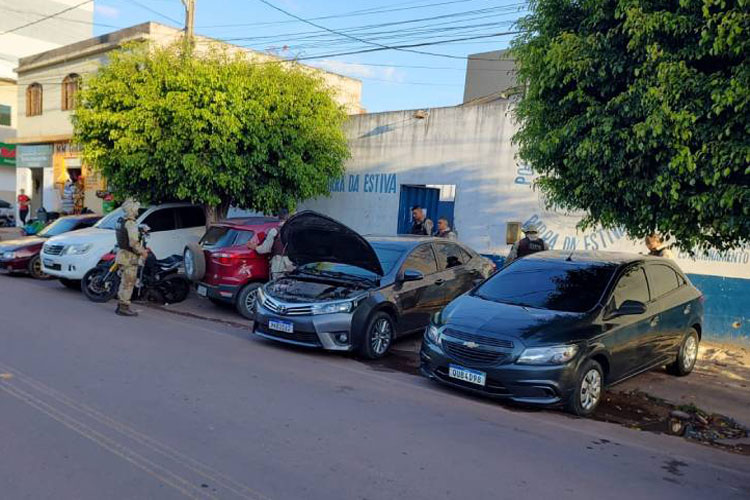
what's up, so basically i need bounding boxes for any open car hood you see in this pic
[281,211,383,276]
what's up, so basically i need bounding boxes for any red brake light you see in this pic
[213,253,236,265]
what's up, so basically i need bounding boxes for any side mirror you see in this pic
[401,269,424,282]
[613,300,647,317]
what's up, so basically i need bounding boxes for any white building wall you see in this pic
[301,101,750,282]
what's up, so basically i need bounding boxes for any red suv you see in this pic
[184,217,279,318]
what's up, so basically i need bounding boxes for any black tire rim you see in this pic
[370,318,393,356]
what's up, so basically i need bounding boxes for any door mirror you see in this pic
[613,300,647,317]
[401,269,424,282]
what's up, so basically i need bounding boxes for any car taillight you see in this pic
[213,253,236,265]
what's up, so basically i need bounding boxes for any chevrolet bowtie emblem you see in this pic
[463,341,479,349]
[277,305,287,314]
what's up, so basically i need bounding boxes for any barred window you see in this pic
[62,74,81,111]
[26,83,43,116]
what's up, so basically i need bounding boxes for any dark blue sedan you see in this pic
[420,251,704,416]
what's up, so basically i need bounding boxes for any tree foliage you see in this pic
[512,0,749,251]
[73,42,350,220]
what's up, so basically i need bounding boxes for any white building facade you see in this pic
[300,100,750,345]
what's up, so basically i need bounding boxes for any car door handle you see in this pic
[650,316,660,327]
[683,305,691,315]
[435,279,445,286]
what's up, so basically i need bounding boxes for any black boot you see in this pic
[115,303,138,317]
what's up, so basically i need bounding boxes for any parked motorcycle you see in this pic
[82,225,190,304]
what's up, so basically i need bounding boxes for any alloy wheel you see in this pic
[245,289,257,311]
[580,369,602,411]
[682,335,698,371]
[371,318,392,356]
[31,258,45,278]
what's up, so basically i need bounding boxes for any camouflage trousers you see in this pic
[117,263,138,306]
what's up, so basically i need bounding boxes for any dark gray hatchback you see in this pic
[420,251,704,416]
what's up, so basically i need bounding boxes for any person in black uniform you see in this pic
[505,223,549,265]
[410,206,433,236]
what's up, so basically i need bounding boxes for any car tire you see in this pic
[236,282,262,320]
[359,311,395,360]
[59,278,81,290]
[27,255,47,279]
[666,328,699,377]
[565,359,604,417]
[81,268,120,303]
[183,243,206,282]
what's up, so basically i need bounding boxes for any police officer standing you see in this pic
[248,209,294,281]
[115,199,148,317]
[435,217,457,240]
[410,206,433,236]
[505,223,549,265]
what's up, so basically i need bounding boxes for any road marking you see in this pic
[0,361,272,500]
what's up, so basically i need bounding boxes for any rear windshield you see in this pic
[474,259,616,313]
[200,226,254,249]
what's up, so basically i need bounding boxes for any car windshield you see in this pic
[95,207,147,230]
[474,259,617,313]
[296,243,405,280]
[38,218,84,238]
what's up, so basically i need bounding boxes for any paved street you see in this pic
[1,275,748,500]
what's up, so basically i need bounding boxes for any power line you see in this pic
[0,4,122,30]
[0,0,93,35]
[125,0,182,26]
[255,0,517,61]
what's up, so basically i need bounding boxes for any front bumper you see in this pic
[254,301,355,351]
[0,256,31,272]
[420,336,579,406]
[40,253,97,280]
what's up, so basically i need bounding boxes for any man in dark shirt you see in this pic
[410,206,433,236]
[506,223,549,265]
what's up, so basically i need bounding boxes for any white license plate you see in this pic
[197,285,207,297]
[449,364,486,386]
[269,319,294,334]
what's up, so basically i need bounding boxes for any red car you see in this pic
[184,217,279,319]
[0,214,101,279]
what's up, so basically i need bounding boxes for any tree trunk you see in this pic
[204,201,230,230]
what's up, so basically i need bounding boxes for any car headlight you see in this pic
[517,345,579,365]
[311,301,354,315]
[64,244,93,255]
[426,324,441,344]
[1,251,15,260]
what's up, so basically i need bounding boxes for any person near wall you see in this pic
[410,205,433,236]
[17,189,30,225]
[115,199,149,317]
[505,223,549,265]
[435,217,457,240]
[645,233,675,259]
[248,209,295,281]
[61,177,75,214]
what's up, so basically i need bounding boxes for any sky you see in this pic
[91,0,527,112]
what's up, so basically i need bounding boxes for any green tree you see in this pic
[73,42,350,222]
[512,0,749,251]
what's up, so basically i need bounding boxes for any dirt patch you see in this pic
[595,389,750,455]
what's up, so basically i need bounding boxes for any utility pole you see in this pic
[181,0,195,53]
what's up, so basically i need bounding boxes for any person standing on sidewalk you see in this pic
[645,233,675,259]
[17,189,30,225]
[435,217,457,240]
[248,209,294,281]
[410,206,433,236]
[115,199,148,317]
[505,223,549,265]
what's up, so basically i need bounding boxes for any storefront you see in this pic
[0,142,16,203]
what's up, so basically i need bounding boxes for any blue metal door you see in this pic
[397,185,440,234]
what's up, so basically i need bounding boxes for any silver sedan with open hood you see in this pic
[254,211,493,359]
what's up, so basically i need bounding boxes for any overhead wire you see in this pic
[124,0,182,26]
[0,0,93,35]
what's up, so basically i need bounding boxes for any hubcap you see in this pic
[370,318,392,355]
[245,289,257,311]
[580,369,602,411]
[682,335,698,370]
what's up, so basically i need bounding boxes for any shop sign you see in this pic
[0,142,16,167]
[18,144,53,168]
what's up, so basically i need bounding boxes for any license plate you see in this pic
[448,364,486,386]
[197,285,207,297]
[269,319,293,334]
